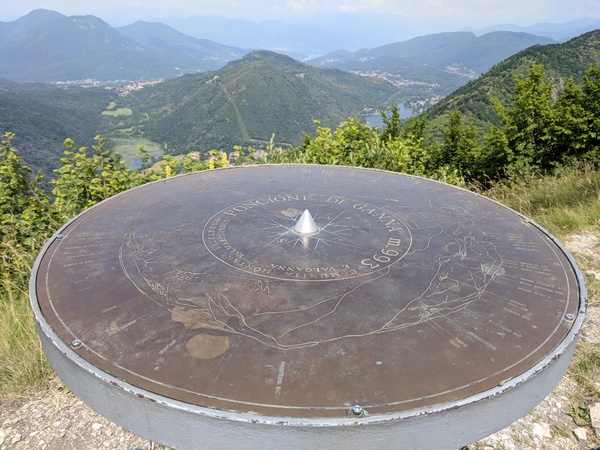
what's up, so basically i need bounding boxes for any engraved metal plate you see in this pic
[31,165,586,448]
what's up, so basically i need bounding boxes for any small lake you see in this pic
[363,104,413,127]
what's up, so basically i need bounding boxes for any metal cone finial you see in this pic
[293,210,319,236]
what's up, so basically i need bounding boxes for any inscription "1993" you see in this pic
[203,195,411,280]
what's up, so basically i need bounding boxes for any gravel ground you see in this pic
[1,234,599,450]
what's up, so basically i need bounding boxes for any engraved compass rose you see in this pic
[202,194,412,281]
[250,208,368,255]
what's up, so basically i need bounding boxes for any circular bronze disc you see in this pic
[32,165,583,419]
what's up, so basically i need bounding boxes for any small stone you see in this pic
[11,433,22,445]
[92,422,103,430]
[0,429,7,445]
[573,427,588,441]
[589,403,600,430]
[532,422,552,438]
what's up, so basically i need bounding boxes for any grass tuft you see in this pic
[483,162,600,238]
[0,272,52,396]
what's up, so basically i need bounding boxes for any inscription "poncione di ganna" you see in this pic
[203,195,410,280]
[221,195,309,216]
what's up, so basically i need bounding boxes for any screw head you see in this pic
[70,339,83,349]
[350,404,364,417]
[565,313,575,321]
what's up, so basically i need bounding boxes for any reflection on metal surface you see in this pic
[30,165,586,448]
[292,209,319,236]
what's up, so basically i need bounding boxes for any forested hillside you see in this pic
[426,29,600,132]
[115,50,399,153]
[0,84,116,179]
[0,50,398,177]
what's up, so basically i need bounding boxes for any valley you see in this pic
[0,9,599,180]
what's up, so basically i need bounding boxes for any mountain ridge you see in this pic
[0,11,246,82]
[116,20,248,68]
[309,31,555,75]
[472,17,600,41]
[425,29,600,134]
[0,8,585,87]
[110,50,399,153]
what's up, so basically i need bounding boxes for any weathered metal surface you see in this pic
[30,165,585,447]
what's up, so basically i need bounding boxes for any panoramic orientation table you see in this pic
[31,165,586,449]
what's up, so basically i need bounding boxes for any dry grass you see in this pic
[0,267,52,396]
[483,162,600,238]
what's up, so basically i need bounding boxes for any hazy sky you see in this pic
[2,0,599,27]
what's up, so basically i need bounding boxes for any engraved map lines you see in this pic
[117,192,542,355]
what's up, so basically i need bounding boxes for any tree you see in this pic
[269,117,432,176]
[51,136,141,220]
[581,63,600,157]
[501,64,554,169]
[288,119,379,166]
[441,110,481,175]
[380,104,401,142]
[478,65,555,180]
[550,77,590,161]
[0,132,55,290]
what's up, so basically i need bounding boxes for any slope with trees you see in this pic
[117,50,399,154]
[426,29,600,134]
[0,84,117,183]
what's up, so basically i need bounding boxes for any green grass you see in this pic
[101,107,133,117]
[0,276,52,396]
[108,135,164,167]
[483,162,600,238]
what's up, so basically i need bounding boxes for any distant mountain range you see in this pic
[116,21,248,66]
[1,8,597,89]
[161,15,344,58]
[0,9,248,82]
[471,17,600,41]
[1,26,599,186]
[163,13,600,52]
[309,31,554,76]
